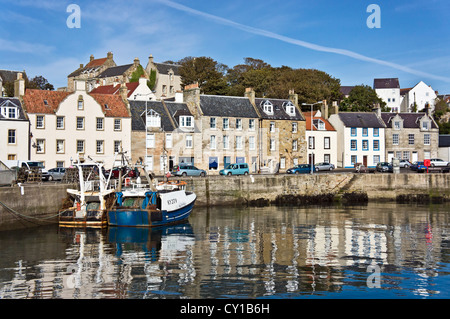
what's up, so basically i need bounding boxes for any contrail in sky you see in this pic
[155,0,450,83]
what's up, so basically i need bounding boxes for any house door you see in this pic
[309,153,315,165]
[363,156,368,167]
[412,152,418,163]
[387,152,394,162]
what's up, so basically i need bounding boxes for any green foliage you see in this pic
[438,121,450,134]
[130,64,154,90]
[2,74,54,96]
[148,69,157,90]
[339,85,386,112]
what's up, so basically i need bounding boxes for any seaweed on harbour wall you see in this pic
[248,198,270,207]
[341,191,369,205]
[396,194,446,204]
[272,193,336,206]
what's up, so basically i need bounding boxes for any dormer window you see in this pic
[262,100,273,115]
[146,109,161,127]
[180,115,194,128]
[43,99,48,106]
[422,121,429,131]
[313,119,325,130]
[104,104,110,110]
[394,121,400,130]
[283,101,296,116]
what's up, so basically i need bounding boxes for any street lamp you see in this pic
[135,93,154,171]
[302,101,324,174]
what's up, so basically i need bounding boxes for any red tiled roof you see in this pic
[22,89,71,114]
[90,82,139,98]
[304,111,335,131]
[85,58,107,68]
[22,89,129,117]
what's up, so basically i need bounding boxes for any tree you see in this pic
[339,84,386,112]
[179,56,229,95]
[129,65,153,90]
[28,76,54,91]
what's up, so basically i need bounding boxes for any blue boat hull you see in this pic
[108,198,195,227]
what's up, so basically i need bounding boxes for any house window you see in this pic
[56,116,65,129]
[424,134,430,145]
[186,135,193,148]
[96,140,104,154]
[56,140,65,154]
[236,136,242,150]
[292,122,298,133]
[249,136,255,150]
[36,115,44,129]
[166,134,172,149]
[96,118,104,130]
[210,135,216,149]
[394,121,401,130]
[351,155,357,165]
[293,139,298,151]
[146,110,161,127]
[220,135,227,149]
[324,137,330,149]
[270,122,275,133]
[146,133,155,148]
[309,136,315,149]
[76,140,85,153]
[350,139,357,151]
[373,155,380,165]
[362,140,369,151]
[270,138,276,151]
[7,154,16,160]
[236,119,242,130]
[373,140,380,151]
[210,117,216,129]
[114,119,121,131]
[8,108,16,119]
[362,128,368,136]
[76,117,84,130]
[77,96,84,110]
[422,121,429,131]
[408,134,415,145]
[313,119,325,130]
[162,85,167,94]
[8,129,15,144]
[223,118,229,130]
[262,100,273,114]
[56,161,64,168]
[249,119,255,131]
[114,141,121,153]
[351,127,357,136]
[324,154,330,163]
[403,151,410,160]
[373,128,379,137]
[36,139,45,153]
[393,134,399,145]
[284,101,295,116]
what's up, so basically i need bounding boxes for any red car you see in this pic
[107,167,140,179]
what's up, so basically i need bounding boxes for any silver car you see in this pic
[47,167,66,181]
[314,162,335,171]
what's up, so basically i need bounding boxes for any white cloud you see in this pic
[0,38,53,54]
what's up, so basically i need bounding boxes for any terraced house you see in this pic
[21,80,131,168]
[380,111,439,163]
[248,89,307,173]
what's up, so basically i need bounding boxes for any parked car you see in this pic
[106,166,139,179]
[376,162,393,173]
[315,162,335,171]
[286,164,316,174]
[398,159,411,168]
[354,163,368,173]
[219,163,249,176]
[172,164,207,177]
[46,167,66,181]
[428,158,449,167]
[410,161,427,172]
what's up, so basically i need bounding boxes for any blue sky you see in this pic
[1,0,450,94]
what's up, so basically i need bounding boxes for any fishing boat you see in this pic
[59,157,116,228]
[107,162,196,228]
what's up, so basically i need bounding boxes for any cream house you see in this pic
[21,80,131,169]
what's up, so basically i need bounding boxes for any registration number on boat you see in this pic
[167,198,177,205]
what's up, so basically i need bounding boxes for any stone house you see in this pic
[67,52,116,92]
[0,74,29,166]
[145,54,182,100]
[0,70,27,97]
[247,89,307,173]
[129,98,199,174]
[380,112,439,163]
[183,83,260,173]
[329,111,386,168]
[21,80,131,169]
[304,110,338,167]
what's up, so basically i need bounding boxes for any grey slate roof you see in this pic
[380,112,438,129]
[97,64,133,78]
[129,100,175,132]
[439,135,450,147]
[199,95,259,118]
[373,78,400,89]
[0,70,27,83]
[155,63,180,76]
[338,112,386,128]
[255,98,304,121]
[164,102,193,127]
[0,97,28,120]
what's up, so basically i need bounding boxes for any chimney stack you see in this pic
[119,82,128,101]
[90,54,94,62]
[330,101,339,115]
[183,82,201,119]
[288,89,298,107]
[320,100,328,119]
[148,54,154,65]
[244,87,255,105]
[14,72,25,97]
[134,57,140,67]
[107,52,113,60]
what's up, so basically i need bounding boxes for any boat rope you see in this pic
[0,199,61,224]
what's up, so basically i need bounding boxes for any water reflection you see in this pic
[0,202,449,299]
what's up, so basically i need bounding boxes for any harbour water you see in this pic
[0,202,449,299]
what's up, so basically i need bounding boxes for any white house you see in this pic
[374,78,401,112]
[21,80,131,169]
[304,110,338,167]
[400,81,437,113]
[328,112,386,168]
